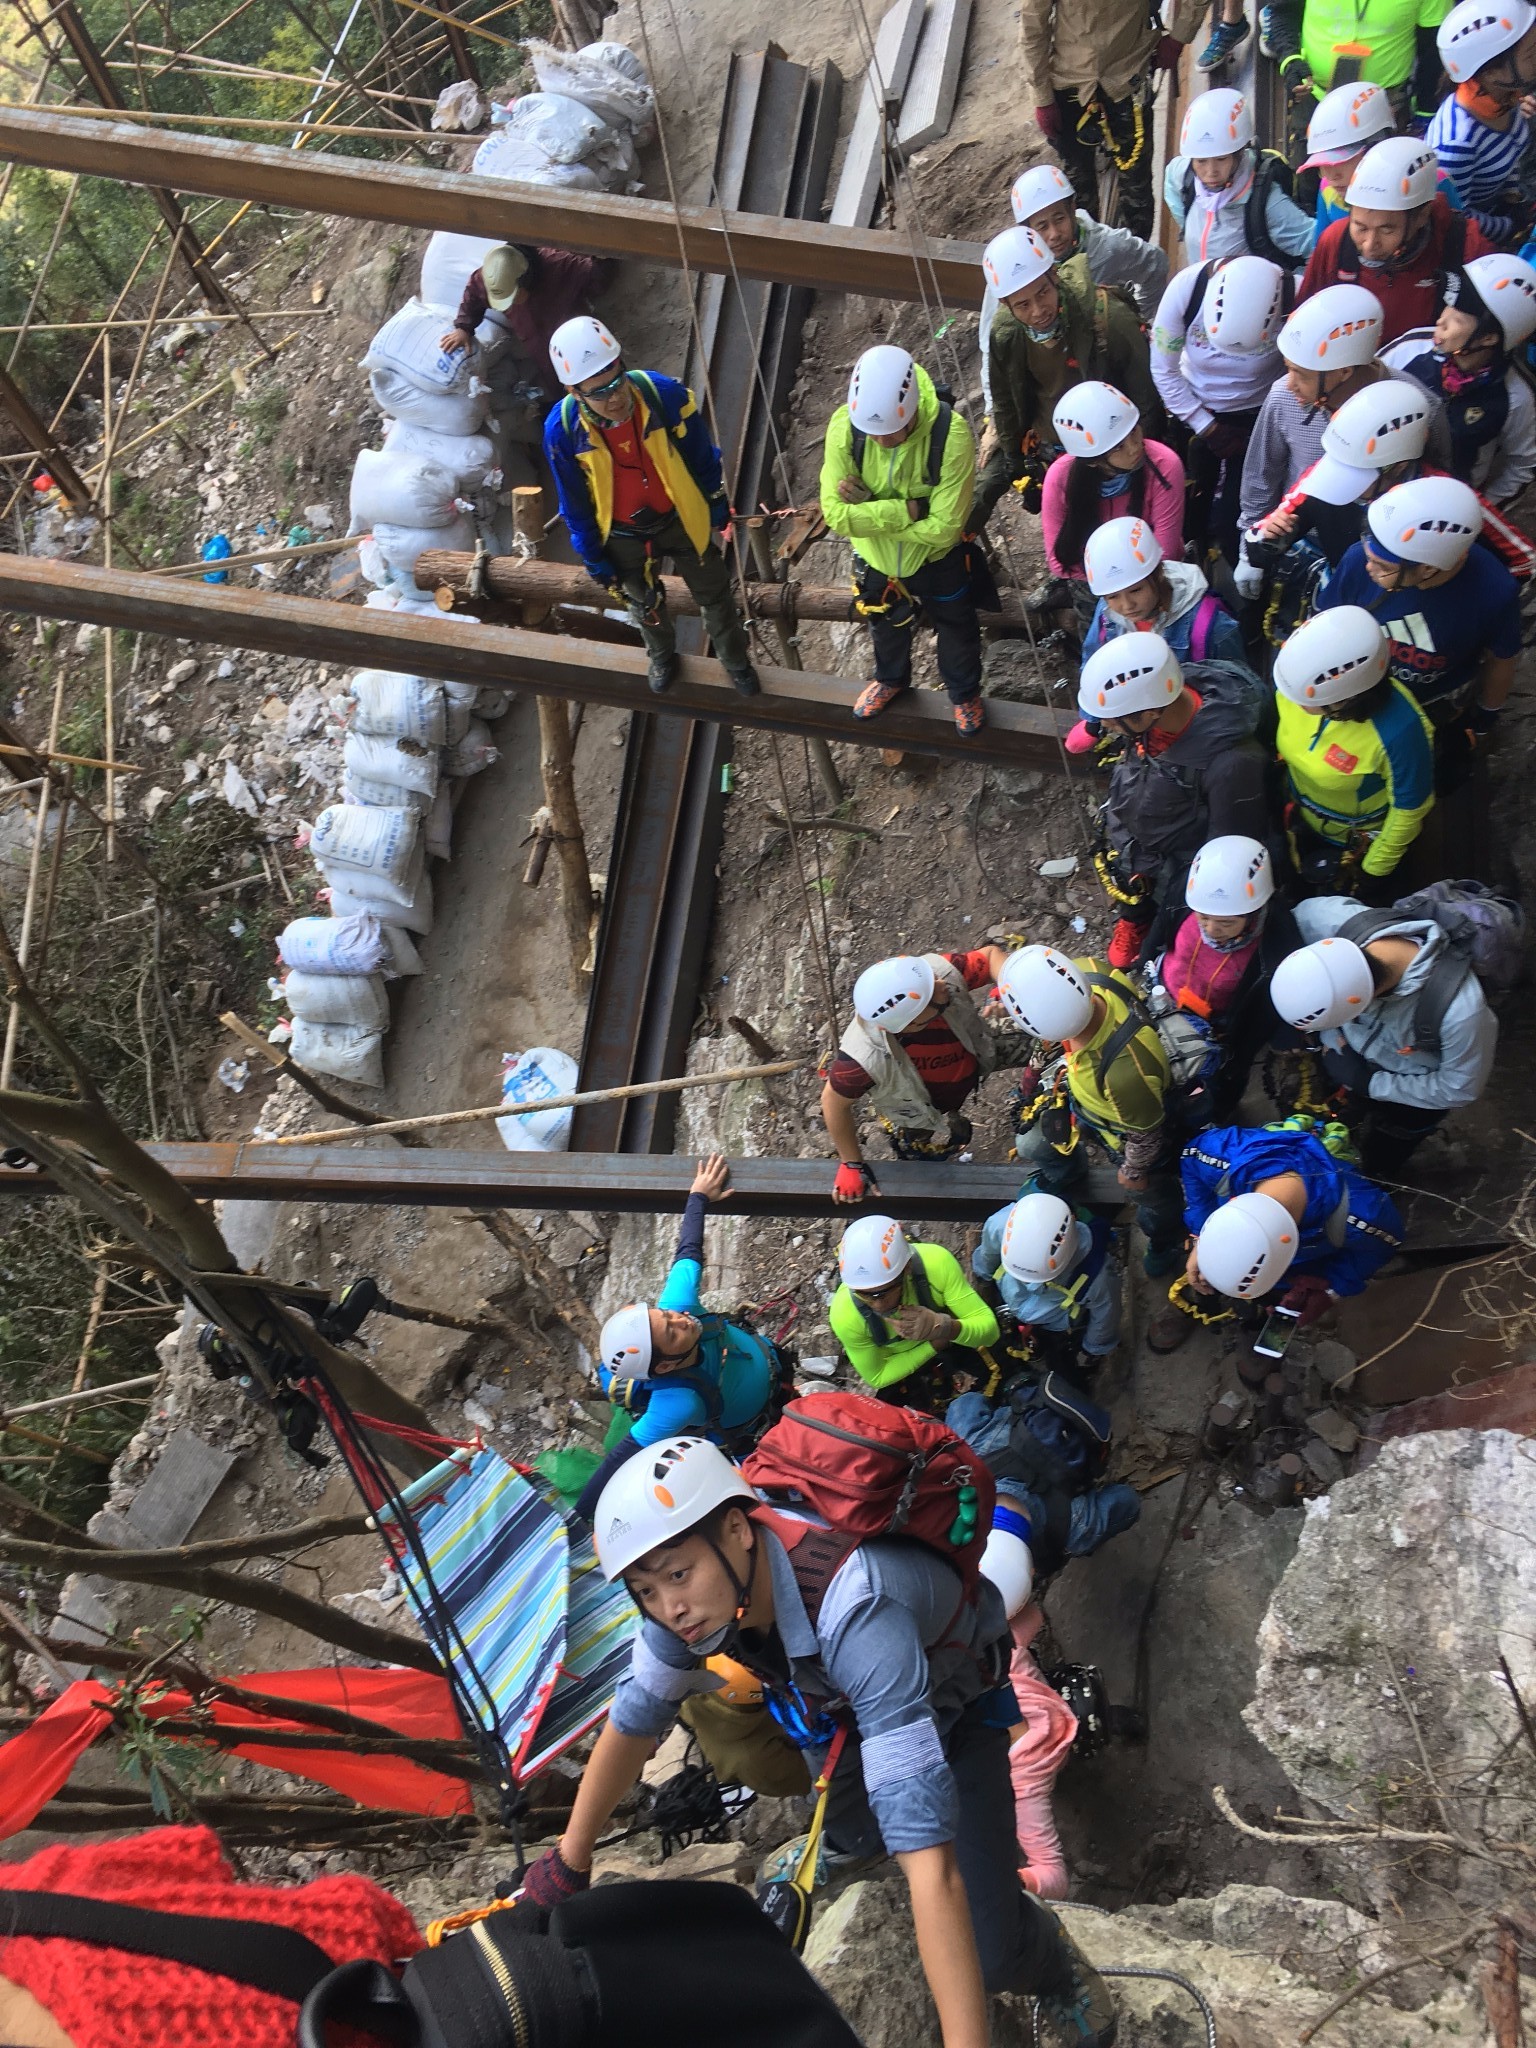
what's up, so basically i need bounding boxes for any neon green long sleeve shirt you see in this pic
[818,363,977,580]
[830,1242,1000,1391]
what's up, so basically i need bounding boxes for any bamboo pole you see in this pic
[148,532,358,578]
[0,744,142,773]
[0,101,451,142]
[0,309,334,334]
[102,332,115,859]
[0,672,66,1087]
[2,1374,159,1419]
[390,0,517,48]
[270,1058,807,1146]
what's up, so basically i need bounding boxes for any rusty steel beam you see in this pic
[0,1144,1125,1219]
[0,363,91,509]
[0,557,1074,769]
[0,108,988,308]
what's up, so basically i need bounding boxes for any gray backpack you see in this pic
[1340,881,1524,1062]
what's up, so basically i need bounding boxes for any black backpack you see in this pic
[1181,149,1299,269]
[983,1372,1113,1578]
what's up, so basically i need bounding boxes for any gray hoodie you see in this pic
[1293,896,1498,1111]
[1238,367,1452,535]
[981,212,1168,410]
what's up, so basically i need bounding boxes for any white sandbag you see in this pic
[277,912,390,977]
[472,115,605,190]
[364,296,476,394]
[363,585,451,618]
[349,446,461,533]
[443,717,499,778]
[357,534,394,589]
[311,803,421,884]
[326,863,435,935]
[373,510,477,579]
[383,416,497,493]
[283,969,391,1032]
[382,925,424,975]
[290,1017,386,1089]
[419,229,502,312]
[344,771,430,816]
[348,671,447,745]
[483,92,605,165]
[344,730,440,799]
[424,780,454,860]
[528,39,655,142]
[369,366,491,437]
[496,1046,579,1151]
[475,688,513,720]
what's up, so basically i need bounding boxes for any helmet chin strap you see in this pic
[707,1525,761,1625]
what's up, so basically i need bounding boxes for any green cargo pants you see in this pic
[605,511,752,672]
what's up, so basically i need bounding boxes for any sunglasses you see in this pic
[582,368,628,400]
[853,1276,905,1303]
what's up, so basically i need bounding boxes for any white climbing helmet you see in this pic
[599,1302,654,1381]
[1012,162,1077,224]
[1180,86,1254,156]
[1459,251,1536,348]
[1053,381,1140,461]
[1185,835,1275,916]
[1437,0,1536,82]
[1319,380,1434,471]
[1076,632,1183,719]
[847,344,920,434]
[1302,80,1395,169]
[1000,1192,1081,1284]
[996,946,1096,1041]
[853,954,936,1032]
[982,225,1056,299]
[1274,605,1390,707]
[1366,475,1483,569]
[1084,515,1163,596]
[1278,283,1383,370]
[1203,256,1289,355]
[1346,135,1439,211]
[1270,936,1377,1031]
[979,1517,1035,1617]
[549,314,622,385]
[1194,1191,1299,1299]
[838,1213,914,1291]
[593,1435,756,1581]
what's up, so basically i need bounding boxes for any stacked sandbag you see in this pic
[363,297,491,438]
[471,43,654,196]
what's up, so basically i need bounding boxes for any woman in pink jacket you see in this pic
[1041,381,1185,615]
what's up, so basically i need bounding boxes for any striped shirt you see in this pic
[1425,94,1529,236]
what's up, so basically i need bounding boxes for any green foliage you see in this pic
[234,379,290,449]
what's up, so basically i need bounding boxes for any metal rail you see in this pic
[0,107,987,307]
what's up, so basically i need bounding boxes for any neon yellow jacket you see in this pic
[818,363,977,580]
[830,1242,999,1390]
[1063,959,1170,1159]
[1276,684,1434,878]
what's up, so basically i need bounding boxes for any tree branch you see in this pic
[1297,1922,1493,2043]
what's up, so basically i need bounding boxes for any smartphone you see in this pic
[1252,1305,1302,1360]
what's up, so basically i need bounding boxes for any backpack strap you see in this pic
[1080,969,1157,1088]
[1338,907,1471,1064]
[850,424,867,471]
[1038,1371,1113,1450]
[0,1892,337,2003]
[1242,153,1290,268]
[1180,161,1196,222]
[1185,260,1216,333]
[748,1504,860,1625]
[926,403,953,493]
[908,1246,940,1313]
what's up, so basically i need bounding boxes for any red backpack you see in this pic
[741,1393,994,1619]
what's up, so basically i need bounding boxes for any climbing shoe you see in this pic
[1146,1305,1195,1354]
[954,695,986,737]
[1106,917,1146,971]
[1034,1924,1118,2045]
[1258,3,1275,53]
[854,679,906,720]
[1196,14,1250,67]
[647,650,679,694]
[725,662,761,697]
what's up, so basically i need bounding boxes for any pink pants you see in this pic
[1007,1606,1078,1899]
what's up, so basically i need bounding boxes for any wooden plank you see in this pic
[895,0,974,155]
[828,0,928,228]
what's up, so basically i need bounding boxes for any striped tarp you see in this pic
[522,1520,638,1777]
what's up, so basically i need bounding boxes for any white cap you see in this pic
[1366,475,1483,569]
[996,946,1095,1041]
[847,344,920,434]
[1271,936,1377,1031]
[600,1302,654,1381]
[1203,256,1290,354]
[1053,380,1139,460]
[1000,1192,1081,1283]
[839,1213,913,1291]
[593,1436,756,1580]
[1194,1191,1300,1298]
[1278,284,1384,370]
[853,954,936,1032]
[1303,80,1395,169]
[1320,380,1435,471]
[1458,251,1536,348]
[1084,515,1163,596]
[983,224,1056,299]
[1012,162,1076,224]
[1274,605,1390,706]
[549,315,622,386]
[1181,87,1255,156]
[1347,136,1439,211]
[1185,835,1275,915]
[1077,631,1183,718]
[979,1523,1035,1617]
[1438,0,1536,82]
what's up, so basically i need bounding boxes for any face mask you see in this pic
[1099,470,1134,498]
[1025,315,1064,345]
[1203,908,1264,953]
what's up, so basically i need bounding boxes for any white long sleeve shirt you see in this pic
[1151,261,1284,435]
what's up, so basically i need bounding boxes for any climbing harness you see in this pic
[1166,1271,1233,1326]
[755,1723,850,1952]
[1074,88,1148,173]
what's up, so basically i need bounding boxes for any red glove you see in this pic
[833,1160,878,1204]
[1153,32,1184,68]
[1035,102,1064,143]
[1280,1274,1335,1328]
[520,1845,590,1908]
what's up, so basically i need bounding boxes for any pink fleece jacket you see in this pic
[1041,440,1187,580]
[1007,1606,1078,1899]
[1161,910,1261,1022]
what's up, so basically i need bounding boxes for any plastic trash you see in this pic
[278,912,390,977]
[474,687,514,721]
[282,969,390,1032]
[349,446,462,534]
[528,39,655,143]
[382,924,424,975]
[477,92,605,168]
[495,1047,579,1151]
[533,1444,603,1508]
[289,1018,386,1089]
[431,79,488,133]
[348,670,448,745]
[201,533,233,583]
[216,1056,249,1092]
[443,717,499,778]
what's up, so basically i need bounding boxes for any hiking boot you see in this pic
[1146,1305,1195,1354]
[954,694,986,736]
[1034,1925,1118,2045]
[854,678,906,720]
[1106,917,1145,971]
[724,662,761,697]
[1258,3,1274,53]
[647,650,679,694]
[1196,14,1250,67]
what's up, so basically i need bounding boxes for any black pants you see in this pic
[1358,1100,1447,1177]
[825,1695,1075,1998]
[861,545,983,705]
[1182,410,1261,565]
[875,1343,996,1415]
[1054,88,1155,241]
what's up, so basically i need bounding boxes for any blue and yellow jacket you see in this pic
[543,369,727,577]
[1276,682,1434,879]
